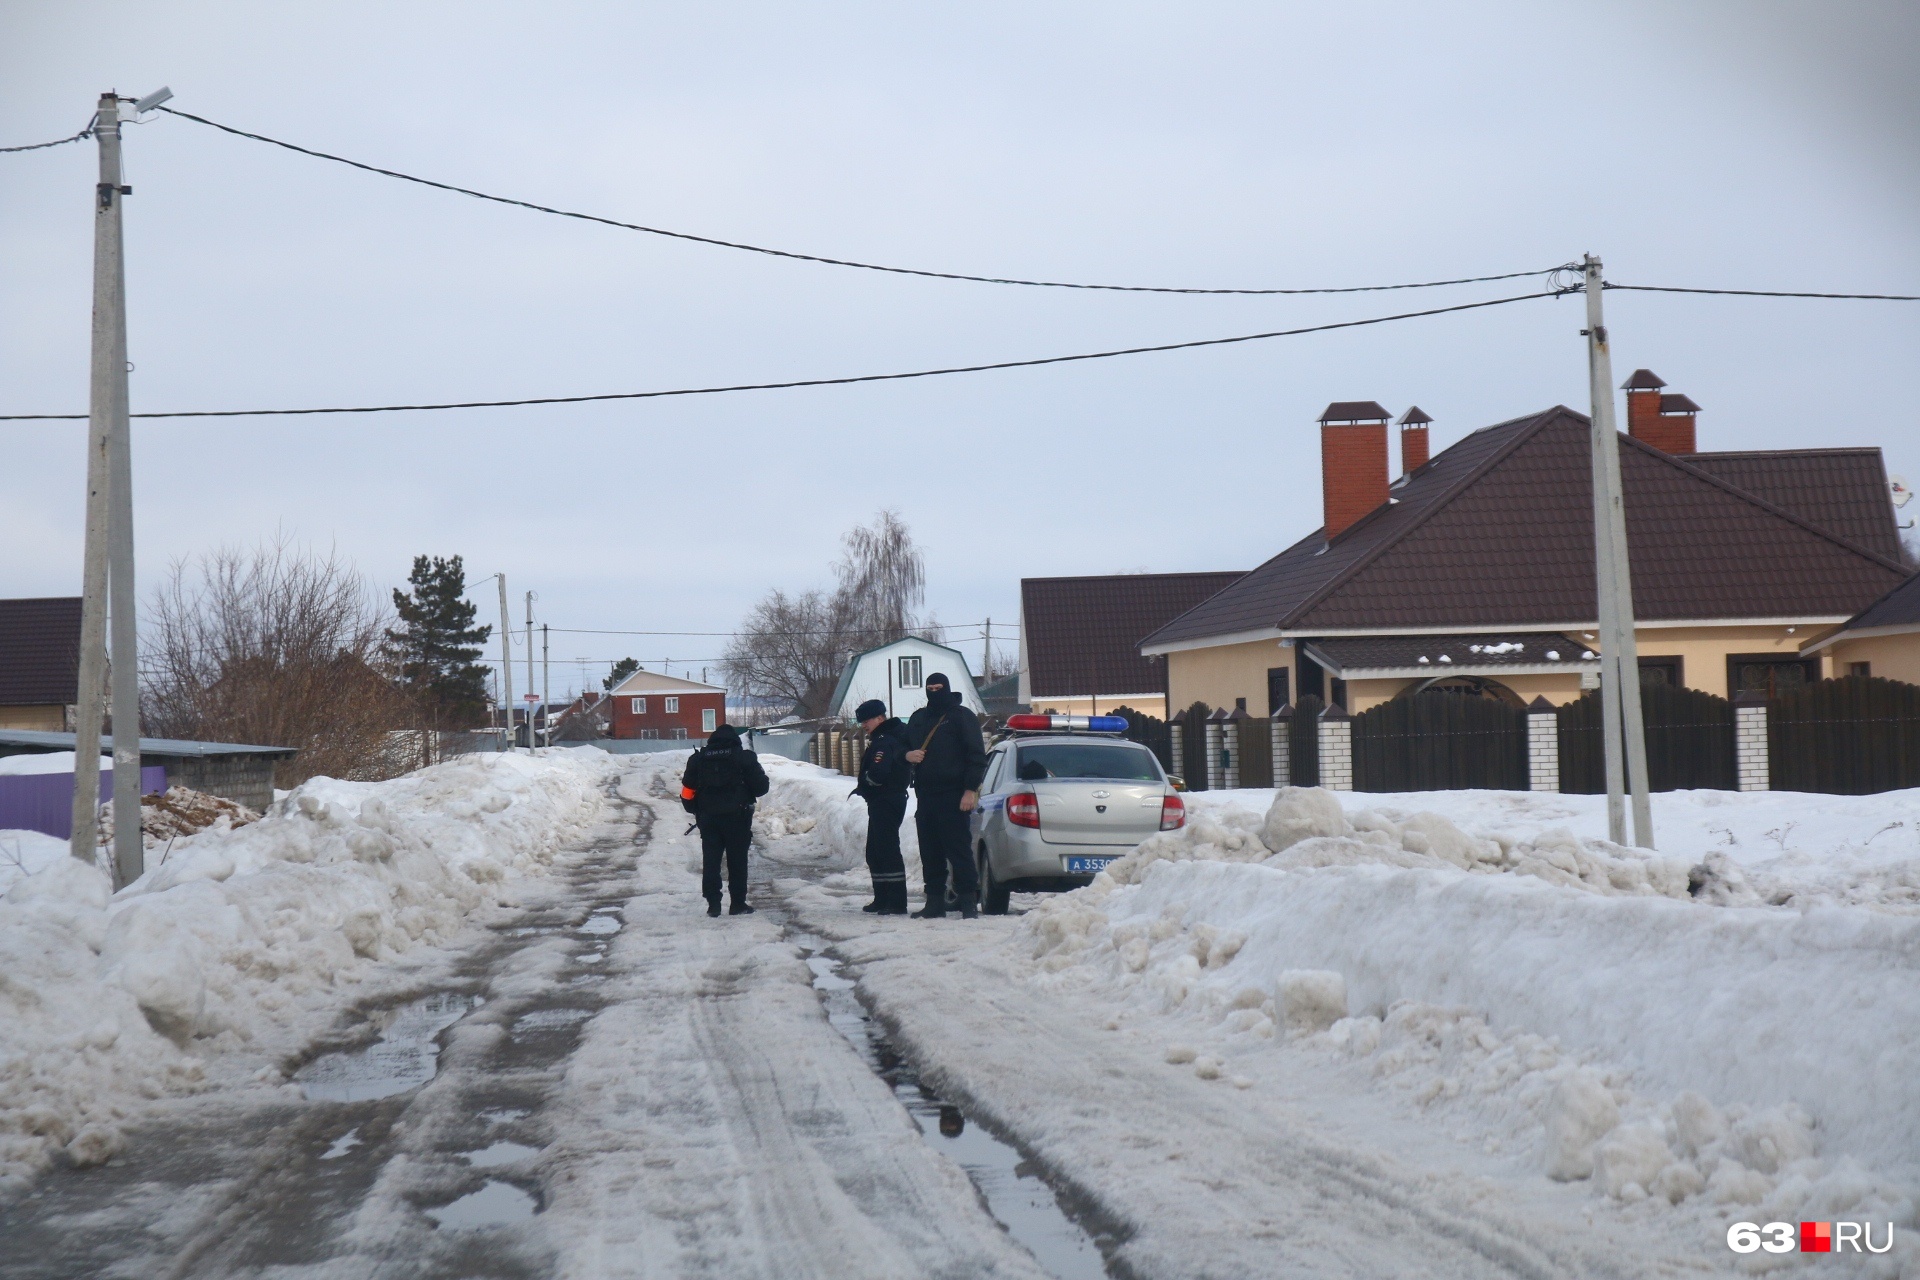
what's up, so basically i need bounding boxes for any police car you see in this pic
[971,714,1185,915]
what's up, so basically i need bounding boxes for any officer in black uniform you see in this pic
[852,698,911,915]
[903,673,987,918]
[679,724,771,917]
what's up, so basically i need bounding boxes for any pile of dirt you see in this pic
[99,787,262,849]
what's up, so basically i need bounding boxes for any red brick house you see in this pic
[606,670,727,741]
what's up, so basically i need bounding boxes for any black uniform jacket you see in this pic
[857,718,913,800]
[903,691,987,793]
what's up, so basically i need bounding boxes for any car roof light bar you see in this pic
[1006,714,1130,734]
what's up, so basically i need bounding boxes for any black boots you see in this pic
[706,900,721,918]
[877,884,909,915]
[729,901,756,915]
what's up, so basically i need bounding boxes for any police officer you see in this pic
[903,672,986,919]
[679,724,771,917]
[852,698,911,915]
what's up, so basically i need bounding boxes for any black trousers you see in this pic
[698,810,753,905]
[913,789,978,908]
[864,793,908,893]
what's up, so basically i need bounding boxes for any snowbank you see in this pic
[0,748,612,1195]
[1023,788,1920,1250]
[0,829,72,895]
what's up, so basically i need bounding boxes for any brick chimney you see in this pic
[1398,406,1432,475]
[1621,369,1700,454]
[1319,401,1392,539]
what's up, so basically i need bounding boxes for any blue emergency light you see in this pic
[1005,713,1129,734]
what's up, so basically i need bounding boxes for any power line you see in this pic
[154,106,1564,298]
[0,289,1561,421]
[1606,283,1920,302]
[547,621,1016,638]
[0,122,92,153]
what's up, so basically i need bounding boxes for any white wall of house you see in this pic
[831,638,982,719]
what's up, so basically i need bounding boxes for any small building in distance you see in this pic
[606,670,727,740]
[826,638,983,722]
[0,597,82,732]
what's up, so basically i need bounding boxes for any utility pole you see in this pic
[524,591,536,754]
[541,623,550,748]
[983,618,991,683]
[1582,254,1654,848]
[496,575,513,752]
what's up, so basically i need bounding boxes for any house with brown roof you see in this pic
[1802,569,1920,685]
[1139,376,1910,715]
[0,597,82,732]
[1020,572,1246,719]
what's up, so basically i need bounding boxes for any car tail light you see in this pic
[1007,792,1040,829]
[1159,793,1185,831]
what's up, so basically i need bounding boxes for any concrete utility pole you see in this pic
[983,618,991,683]
[541,623,550,748]
[497,575,513,752]
[72,88,155,888]
[524,591,536,754]
[1582,254,1654,848]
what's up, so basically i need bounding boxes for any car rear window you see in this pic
[1015,743,1162,782]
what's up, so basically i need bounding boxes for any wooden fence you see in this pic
[1109,706,1173,772]
[1352,692,1525,792]
[1557,683,1736,793]
[1769,674,1920,794]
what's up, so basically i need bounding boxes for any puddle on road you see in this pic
[463,1141,541,1168]
[423,1180,538,1229]
[798,938,1112,1280]
[294,993,475,1102]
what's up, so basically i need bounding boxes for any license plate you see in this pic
[1065,856,1117,874]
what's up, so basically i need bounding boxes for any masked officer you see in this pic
[903,672,986,918]
[851,698,911,914]
[679,724,771,917]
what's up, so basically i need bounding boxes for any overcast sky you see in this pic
[4,2,1916,699]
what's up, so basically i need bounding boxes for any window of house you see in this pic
[671,727,688,740]
[639,729,658,740]
[1638,657,1684,687]
[1266,668,1291,715]
[1849,662,1872,678]
[702,707,717,733]
[664,696,679,713]
[631,697,646,714]
[898,657,922,688]
[1728,655,1819,699]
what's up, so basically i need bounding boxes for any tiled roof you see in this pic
[0,597,82,706]
[1142,408,1909,648]
[1679,449,1901,561]
[1023,572,1246,697]
[1838,571,1920,633]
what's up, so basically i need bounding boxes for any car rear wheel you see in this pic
[978,846,1010,915]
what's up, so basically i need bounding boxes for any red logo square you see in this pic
[1801,1222,1831,1253]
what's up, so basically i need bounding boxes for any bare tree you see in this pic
[142,538,417,786]
[722,512,932,718]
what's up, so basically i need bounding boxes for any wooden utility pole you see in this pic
[1582,254,1654,848]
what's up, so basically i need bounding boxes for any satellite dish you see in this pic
[1891,475,1912,509]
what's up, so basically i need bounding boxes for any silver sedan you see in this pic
[970,732,1185,914]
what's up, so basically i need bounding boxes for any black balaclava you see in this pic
[924,674,958,709]
[707,724,741,750]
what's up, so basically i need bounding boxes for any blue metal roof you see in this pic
[0,729,297,757]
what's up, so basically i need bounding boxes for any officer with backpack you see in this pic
[679,724,771,917]
[852,698,911,915]
[903,673,987,919]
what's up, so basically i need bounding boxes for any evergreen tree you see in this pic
[387,555,493,726]
[604,657,639,690]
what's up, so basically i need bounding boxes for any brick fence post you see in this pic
[1526,696,1560,792]
[1734,690,1769,792]
[1317,702,1353,791]
[1169,710,1186,787]
[1223,705,1246,789]
[1271,704,1292,788]
[1203,710,1225,791]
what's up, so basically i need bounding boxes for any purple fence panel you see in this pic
[0,766,167,840]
